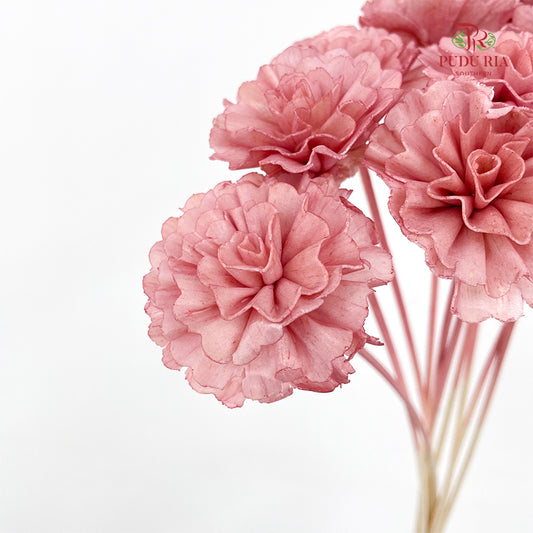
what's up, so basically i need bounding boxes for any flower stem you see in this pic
[358,168,518,533]
[360,166,424,401]
[368,294,408,392]
[429,324,478,528]
[425,275,439,404]
[430,301,463,434]
[359,348,429,448]
[430,322,515,532]
[415,445,440,533]
[434,323,475,464]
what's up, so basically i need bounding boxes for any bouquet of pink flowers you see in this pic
[144,1,533,531]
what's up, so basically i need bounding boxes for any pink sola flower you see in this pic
[210,27,414,182]
[360,0,518,46]
[512,4,533,32]
[143,174,393,407]
[295,26,416,72]
[365,78,533,322]
[419,30,533,109]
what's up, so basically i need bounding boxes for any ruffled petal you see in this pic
[366,79,533,322]
[144,174,392,405]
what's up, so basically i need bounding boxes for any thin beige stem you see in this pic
[431,359,499,532]
[415,450,429,533]
[434,379,459,465]
[430,325,477,530]
[431,323,514,532]
[415,446,440,533]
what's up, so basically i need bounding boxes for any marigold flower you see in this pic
[360,0,518,45]
[144,174,393,406]
[210,27,411,181]
[419,30,533,109]
[365,79,533,322]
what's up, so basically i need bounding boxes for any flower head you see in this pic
[294,25,417,72]
[365,79,533,322]
[360,0,518,45]
[210,27,411,181]
[144,174,393,406]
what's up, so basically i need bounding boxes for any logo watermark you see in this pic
[451,23,496,52]
[439,22,508,76]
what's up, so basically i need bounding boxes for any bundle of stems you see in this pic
[358,167,516,533]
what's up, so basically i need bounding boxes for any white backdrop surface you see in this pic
[1,1,532,532]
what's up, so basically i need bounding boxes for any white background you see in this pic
[1,1,532,532]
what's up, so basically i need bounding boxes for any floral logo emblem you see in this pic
[452,22,496,51]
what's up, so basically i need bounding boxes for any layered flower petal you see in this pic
[360,0,518,45]
[210,26,415,183]
[144,174,393,406]
[512,4,533,32]
[419,30,533,108]
[365,78,533,321]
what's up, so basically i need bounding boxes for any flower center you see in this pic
[474,155,497,174]
[465,150,502,210]
[236,233,269,269]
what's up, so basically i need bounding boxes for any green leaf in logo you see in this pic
[452,31,467,49]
